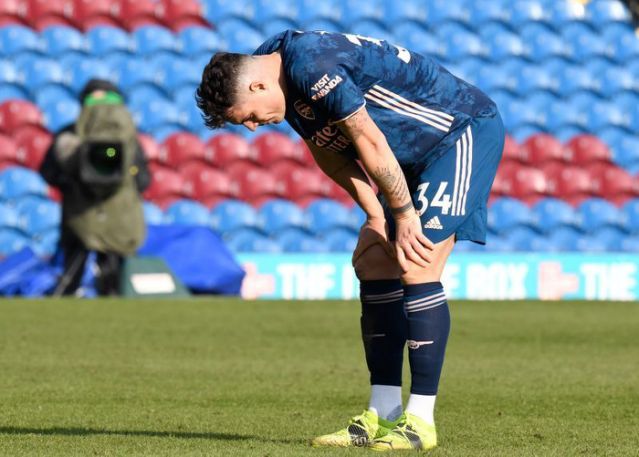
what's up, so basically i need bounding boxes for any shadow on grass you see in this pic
[0,426,301,445]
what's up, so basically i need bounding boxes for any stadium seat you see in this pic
[391,23,445,61]
[153,55,201,92]
[488,197,537,234]
[297,0,342,24]
[350,20,395,45]
[142,201,165,225]
[178,26,224,57]
[480,24,528,61]
[0,227,29,257]
[129,97,182,134]
[508,0,550,29]
[427,0,472,27]
[142,166,186,208]
[475,59,521,94]
[322,227,358,252]
[72,0,120,30]
[597,64,635,99]
[509,166,549,205]
[258,199,308,236]
[584,99,630,133]
[436,24,487,60]
[87,26,134,56]
[591,226,625,252]
[164,199,211,225]
[542,163,595,206]
[0,133,18,166]
[271,163,330,201]
[251,132,301,167]
[17,58,67,96]
[228,162,280,206]
[215,19,265,54]
[204,133,256,168]
[42,26,87,56]
[202,0,257,23]
[118,0,163,30]
[12,125,52,169]
[577,198,627,233]
[603,24,639,63]
[210,199,262,234]
[513,64,558,96]
[586,0,632,29]
[67,57,114,95]
[224,228,281,253]
[305,198,356,234]
[561,23,613,62]
[0,0,25,27]
[179,163,236,206]
[564,134,612,165]
[31,227,60,257]
[0,166,49,200]
[34,85,76,110]
[262,18,300,40]
[0,201,19,229]
[548,0,586,29]
[40,97,81,133]
[254,0,299,22]
[522,23,569,61]
[587,163,639,206]
[158,0,208,31]
[158,132,205,167]
[133,25,180,57]
[0,25,45,56]
[15,195,60,236]
[275,227,329,253]
[574,233,611,253]
[0,100,44,132]
[547,226,582,251]
[504,226,545,252]
[519,133,567,164]
[501,134,523,162]
[598,127,639,171]
[622,199,639,234]
[384,1,428,25]
[469,0,510,27]
[137,133,160,162]
[531,198,581,234]
[551,61,599,97]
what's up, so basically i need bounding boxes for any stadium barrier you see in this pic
[237,253,639,301]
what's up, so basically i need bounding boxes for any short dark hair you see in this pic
[195,52,249,129]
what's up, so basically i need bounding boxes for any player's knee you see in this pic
[353,244,400,281]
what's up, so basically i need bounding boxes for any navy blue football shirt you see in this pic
[253,30,497,170]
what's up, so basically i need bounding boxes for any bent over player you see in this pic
[196,30,504,451]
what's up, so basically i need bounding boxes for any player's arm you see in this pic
[336,106,434,270]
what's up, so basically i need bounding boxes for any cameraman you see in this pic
[40,79,151,296]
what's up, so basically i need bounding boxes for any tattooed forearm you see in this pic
[372,161,413,215]
[342,109,367,140]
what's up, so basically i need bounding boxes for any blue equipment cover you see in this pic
[137,225,245,295]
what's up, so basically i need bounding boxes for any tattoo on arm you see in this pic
[372,161,413,214]
[342,109,367,140]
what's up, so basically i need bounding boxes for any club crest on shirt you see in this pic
[294,99,315,120]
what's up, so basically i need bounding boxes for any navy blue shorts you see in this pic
[382,112,505,244]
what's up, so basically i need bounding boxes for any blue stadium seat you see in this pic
[488,197,537,234]
[17,58,67,95]
[297,0,343,24]
[258,199,308,236]
[520,23,569,62]
[551,61,599,97]
[602,24,639,63]
[322,227,358,252]
[255,0,300,22]
[42,26,88,57]
[40,97,81,132]
[475,59,521,94]
[15,196,60,236]
[622,199,639,234]
[275,227,330,253]
[341,0,385,26]
[436,24,487,61]
[450,57,485,86]
[469,0,511,27]
[597,127,639,170]
[215,19,265,54]
[31,227,60,257]
[586,0,632,29]
[577,198,627,233]
[0,202,19,230]
[202,0,257,23]
[514,63,559,96]
[480,24,528,61]
[133,26,180,57]
[0,167,49,200]
[0,85,28,103]
[0,26,44,56]
[175,93,206,135]
[621,236,639,252]
[575,233,612,252]
[211,200,262,234]
[127,85,168,112]
[114,56,163,94]
[548,226,582,251]
[87,27,134,57]
[384,1,429,25]
[67,57,114,95]
[34,85,77,109]
[224,227,281,252]
[391,23,445,60]
[427,0,472,28]
[561,23,613,62]
[509,0,550,28]
[597,64,635,99]
[0,228,29,257]
[548,0,587,30]
[262,19,300,41]
[553,126,587,143]
[129,97,182,134]
[143,202,165,225]
[591,226,625,251]
[306,199,356,234]
[164,200,211,225]
[152,55,201,93]
[532,198,581,233]
[616,91,639,134]
[583,99,630,133]
[350,21,395,44]
[0,60,27,100]
[178,26,225,57]
[504,226,545,251]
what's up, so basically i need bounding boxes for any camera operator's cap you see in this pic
[79,78,124,104]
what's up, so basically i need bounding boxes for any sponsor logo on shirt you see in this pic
[310,73,343,101]
[293,99,315,120]
[310,125,351,153]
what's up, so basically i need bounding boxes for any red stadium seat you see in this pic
[587,163,639,206]
[252,132,302,167]
[158,0,207,31]
[227,162,280,205]
[13,126,52,169]
[180,162,236,206]
[0,0,26,26]
[159,132,205,168]
[0,100,44,133]
[502,134,524,162]
[26,0,74,30]
[491,159,522,198]
[78,15,121,29]
[205,133,256,168]
[519,133,567,165]
[117,0,163,30]
[143,165,186,208]
[542,163,595,206]
[294,138,315,166]
[0,134,18,165]
[509,166,549,205]
[137,133,160,162]
[564,134,612,165]
[271,162,331,200]
[72,0,120,30]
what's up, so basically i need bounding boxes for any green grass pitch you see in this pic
[0,298,638,456]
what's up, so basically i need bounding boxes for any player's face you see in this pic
[226,82,286,131]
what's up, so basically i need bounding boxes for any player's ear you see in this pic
[249,81,267,93]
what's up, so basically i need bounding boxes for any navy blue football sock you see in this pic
[360,279,407,386]
[404,282,451,395]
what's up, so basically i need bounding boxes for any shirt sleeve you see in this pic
[288,37,366,123]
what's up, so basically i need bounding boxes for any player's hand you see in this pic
[394,210,435,272]
[352,216,393,264]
